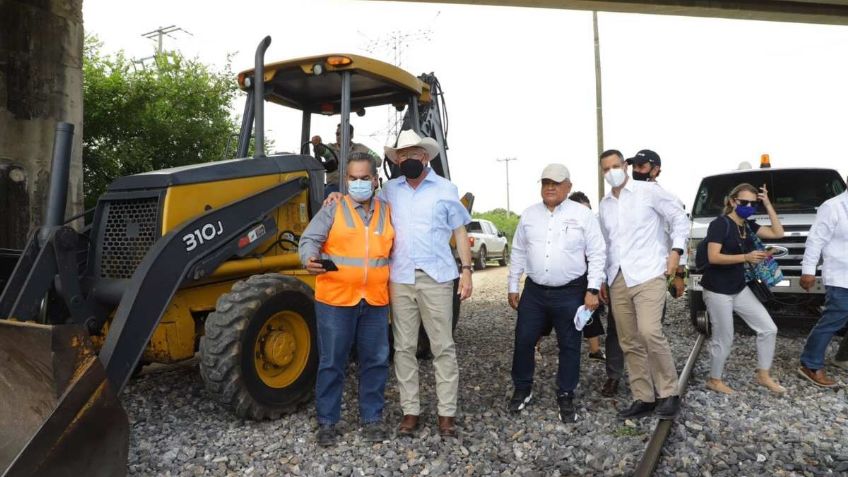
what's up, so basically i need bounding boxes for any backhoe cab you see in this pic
[0,36,460,476]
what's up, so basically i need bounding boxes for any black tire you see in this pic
[199,273,318,420]
[474,246,487,271]
[689,289,711,336]
[498,246,509,267]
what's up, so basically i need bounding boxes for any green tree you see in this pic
[82,36,241,208]
[473,208,520,242]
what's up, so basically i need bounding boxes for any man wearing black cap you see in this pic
[627,149,662,182]
[627,149,687,300]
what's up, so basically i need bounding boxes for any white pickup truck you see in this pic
[465,219,509,270]
[687,165,846,329]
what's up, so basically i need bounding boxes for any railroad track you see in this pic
[633,333,707,477]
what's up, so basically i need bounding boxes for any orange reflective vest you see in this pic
[315,196,394,306]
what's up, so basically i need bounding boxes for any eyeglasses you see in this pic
[397,150,425,160]
[736,199,759,207]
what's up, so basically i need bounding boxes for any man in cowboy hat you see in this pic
[384,129,473,439]
[325,129,473,438]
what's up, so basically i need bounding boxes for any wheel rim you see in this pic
[253,310,311,388]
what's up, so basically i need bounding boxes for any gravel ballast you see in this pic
[124,267,848,476]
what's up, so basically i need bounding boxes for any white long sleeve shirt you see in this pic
[801,191,848,289]
[508,200,606,293]
[599,179,690,287]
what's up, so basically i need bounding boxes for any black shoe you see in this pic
[588,351,606,362]
[557,392,576,423]
[316,424,337,447]
[655,395,681,420]
[508,388,533,413]
[362,422,387,443]
[617,400,657,419]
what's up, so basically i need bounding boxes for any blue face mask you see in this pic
[348,179,373,202]
[735,204,756,219]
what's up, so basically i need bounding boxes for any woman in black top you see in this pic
[701,183,786,394]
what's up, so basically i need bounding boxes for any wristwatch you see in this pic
[461,265,473,273]
[587,288,599,295]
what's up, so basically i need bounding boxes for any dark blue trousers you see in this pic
[315,299,389,425]
[512,278,585,395]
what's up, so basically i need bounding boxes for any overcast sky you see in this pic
[83,0,848,214]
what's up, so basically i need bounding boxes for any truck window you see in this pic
[692,169,846,218]
[467,221,483,233]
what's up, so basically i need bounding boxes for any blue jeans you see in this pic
[511,278,585,395]
[315,299,389,425]
[801,286,848,370]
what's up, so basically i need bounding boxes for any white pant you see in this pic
[703,287,778,379]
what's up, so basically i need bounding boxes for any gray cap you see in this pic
[540,163,570,182]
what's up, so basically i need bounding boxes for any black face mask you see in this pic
[632,169,652,181]
[400,159,424,179]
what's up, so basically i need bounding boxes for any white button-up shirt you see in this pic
[508,200,606,293]
[802,191,848,289]
[599,179,689,287]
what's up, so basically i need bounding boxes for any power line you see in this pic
[142,25,192,54]
[134,25,193,69]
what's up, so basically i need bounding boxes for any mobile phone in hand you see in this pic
[318,259,338,271]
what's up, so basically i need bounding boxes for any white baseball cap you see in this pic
[540,163,570,182]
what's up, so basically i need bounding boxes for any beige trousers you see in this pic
[390,270,458,417]
[610,272,679,402]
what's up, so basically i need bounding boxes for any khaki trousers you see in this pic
[610,272,679,402]
[390,271,458,416]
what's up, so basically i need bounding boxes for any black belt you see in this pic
[527,275,587,290]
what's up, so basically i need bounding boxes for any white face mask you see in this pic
[604,168,627,188]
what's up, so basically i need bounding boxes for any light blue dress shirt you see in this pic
[379,168,471,284]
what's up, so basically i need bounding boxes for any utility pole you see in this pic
[593,11,605,203]
[142,25,191,54]
[497,157,517,217]
[134,25,193,69]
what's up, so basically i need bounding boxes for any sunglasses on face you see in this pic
[736,199,759,207]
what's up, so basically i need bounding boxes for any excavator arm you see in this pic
[0,176,308,476]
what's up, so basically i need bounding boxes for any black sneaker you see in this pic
[362,422,387,443]
[508,388,533,413]
[617,400,657,419]
[654,395,681,420]
[316,424,337,447]
[557,392,576,423]
[588,351,606,362]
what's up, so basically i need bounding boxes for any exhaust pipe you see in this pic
[253,36,271,159]
[39,122,74,244]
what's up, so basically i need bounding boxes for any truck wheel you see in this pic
[689,289,711,336]
[200,273,318,420]
[498,246,509,266]
[475,246,487,271]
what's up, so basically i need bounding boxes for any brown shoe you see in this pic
[437,416,458,438]
[397,414,419,436]
[601,378,619,397]
[798,366,837,388]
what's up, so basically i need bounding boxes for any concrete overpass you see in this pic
[389,1,848,25]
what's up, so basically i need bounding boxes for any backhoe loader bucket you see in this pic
[0,321,128,477]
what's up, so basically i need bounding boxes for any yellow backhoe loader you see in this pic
[0,37,469,476]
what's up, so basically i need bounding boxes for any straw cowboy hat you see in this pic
[384,129,441,163]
